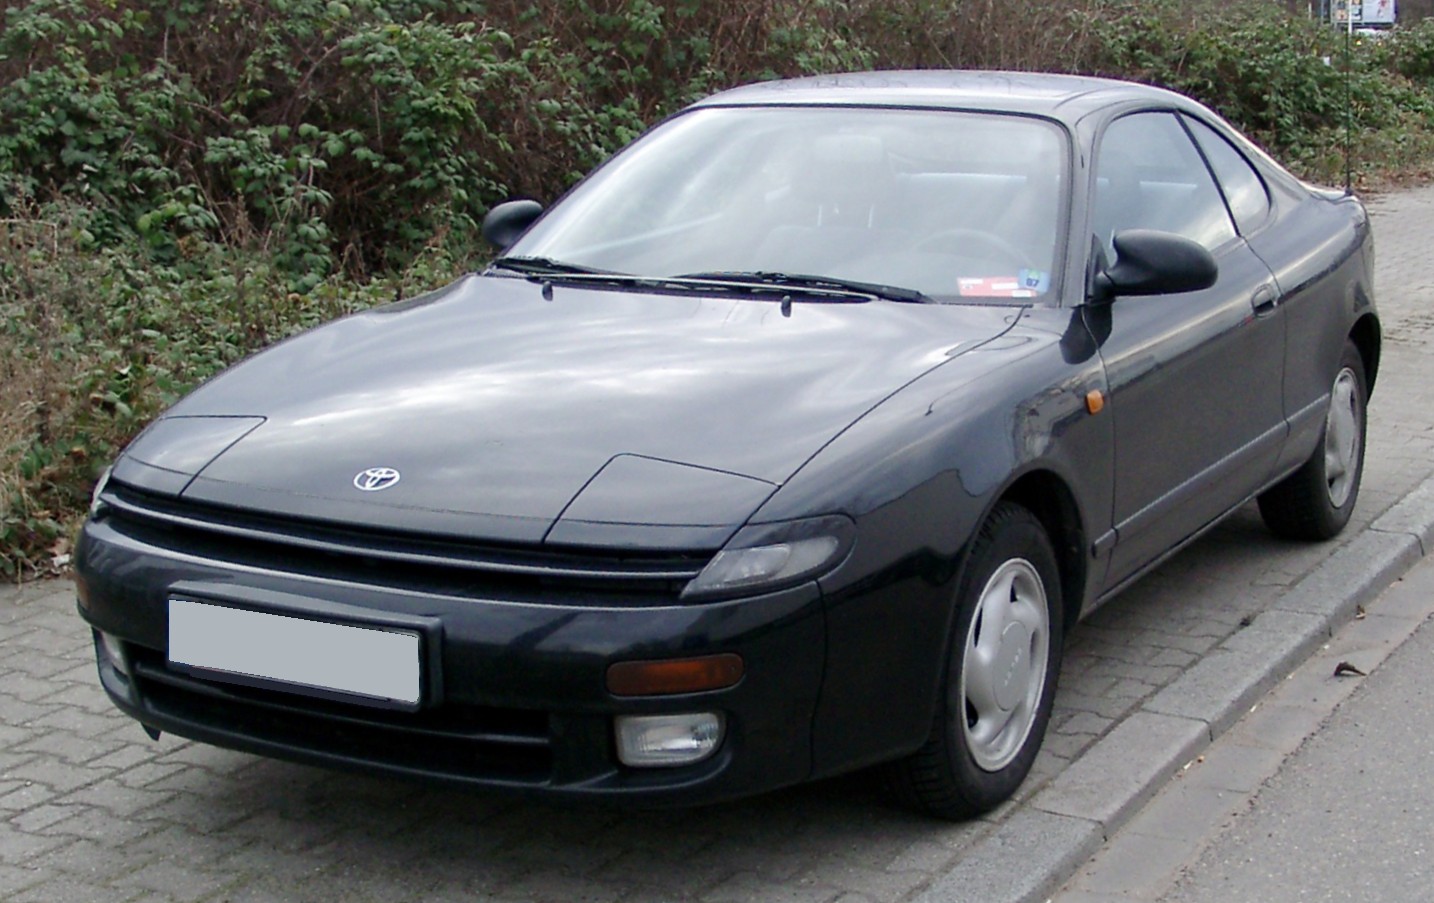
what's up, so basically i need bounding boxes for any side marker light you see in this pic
[607,654,745,697]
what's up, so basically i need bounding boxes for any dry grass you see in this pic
[0,217,76,576]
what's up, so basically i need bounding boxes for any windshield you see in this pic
[507,106,1068,304]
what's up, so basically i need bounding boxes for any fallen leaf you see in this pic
[1333,661,1367,678]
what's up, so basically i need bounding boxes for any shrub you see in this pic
[0,0,873,283]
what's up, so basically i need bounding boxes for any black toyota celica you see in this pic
[76,71,1378,819]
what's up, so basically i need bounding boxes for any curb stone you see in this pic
[936,471,1434,903]
[1031,712,1208,830]
[917,809,1103,903]
[1369,474,1434,553]
[1271,529,1421,623]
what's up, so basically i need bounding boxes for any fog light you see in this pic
[615,713,724,767]
[99,631,130,677]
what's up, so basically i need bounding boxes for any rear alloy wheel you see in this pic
[886,502,1064,819]
[1258,341,1368,541]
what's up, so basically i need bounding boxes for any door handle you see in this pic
[1251,284,1279,317]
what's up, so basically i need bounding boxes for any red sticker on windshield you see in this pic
[958,277,1036,298]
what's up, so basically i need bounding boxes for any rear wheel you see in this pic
[885,502,1064,819]
[1258,341,1368,540]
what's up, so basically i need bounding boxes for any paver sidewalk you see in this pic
[4,184,1434,903]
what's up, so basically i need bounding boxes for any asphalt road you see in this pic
[1166,569,1434,903]
[4,183,1434,903]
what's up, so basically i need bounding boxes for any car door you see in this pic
[1090,111,1287,587]
[1180,113,1367,479]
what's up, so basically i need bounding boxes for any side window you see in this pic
[1182,115,1271,235]
[1092,112,1236,256]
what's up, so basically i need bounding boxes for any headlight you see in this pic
[681,514,854,600]
[88,466,113,517]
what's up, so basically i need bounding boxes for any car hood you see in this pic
[114,275,1020,548]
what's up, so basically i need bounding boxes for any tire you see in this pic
[1258,341,1368,541]
[885,502,1064,819]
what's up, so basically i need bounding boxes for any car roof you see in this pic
[691,70,1197,124]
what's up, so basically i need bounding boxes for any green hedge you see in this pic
[0,0,871,286]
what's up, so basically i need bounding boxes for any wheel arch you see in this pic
[1350,313,1381,395]
[997,469,1088,634]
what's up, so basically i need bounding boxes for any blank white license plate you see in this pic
[168,599,421,707]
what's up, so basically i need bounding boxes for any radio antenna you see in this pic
[1344,5,1354,194]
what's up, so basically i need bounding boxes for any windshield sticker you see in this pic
[958,270,1050,298]
[1019,269,1051,293]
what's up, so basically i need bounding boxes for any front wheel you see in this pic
[885,502,1064,819]
[1258,341,1368,541]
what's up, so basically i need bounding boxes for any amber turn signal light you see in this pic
[1086,389,1105,415]
[606,653,745,697]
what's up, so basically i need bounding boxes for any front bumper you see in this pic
[75,509,826,806]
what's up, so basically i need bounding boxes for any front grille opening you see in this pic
[103,482,713,605]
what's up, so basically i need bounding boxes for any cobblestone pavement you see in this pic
[4,184,1434,903]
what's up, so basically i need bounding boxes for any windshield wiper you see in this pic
[487,261,921,303]
[676,271,932,304]
[485,263,861,300]
[488,256,608,276]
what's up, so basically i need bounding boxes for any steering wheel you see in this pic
[913,228,1026,270]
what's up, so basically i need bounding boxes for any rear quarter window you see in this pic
[1182,114,1272,236]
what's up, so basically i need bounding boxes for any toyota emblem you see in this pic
[353,467,401,492]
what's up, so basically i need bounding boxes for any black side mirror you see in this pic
[1090,229,1219,303]
[481,199,544,250]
